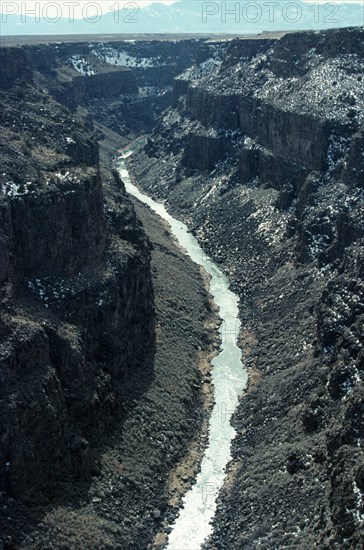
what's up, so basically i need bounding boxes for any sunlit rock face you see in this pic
[128,27,364,549]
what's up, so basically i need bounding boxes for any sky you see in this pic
[0,1,177,20]
[0,0,363,21]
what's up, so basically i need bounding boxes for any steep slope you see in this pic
[128,28,364,548]
[0,45,154,502]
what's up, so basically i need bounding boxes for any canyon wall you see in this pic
[0,47,155,503]
[129,27,364,548]
[0,37,221,550]
[19,40,203,134]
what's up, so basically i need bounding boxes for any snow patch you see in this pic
[1,179,33,197]
[92,47,163,68]
[69,55,95,76]
[180,58,221,81]
[55,171,80,185]
[138,85,172,98]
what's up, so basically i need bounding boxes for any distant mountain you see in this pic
[1,1,363,36]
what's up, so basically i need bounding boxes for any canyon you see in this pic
[0,27,364,549]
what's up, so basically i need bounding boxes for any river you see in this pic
[118,151,248,549]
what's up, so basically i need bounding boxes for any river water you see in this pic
[118,152,248,549]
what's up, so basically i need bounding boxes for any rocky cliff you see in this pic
[0,45,154,506]
[128,27,364,548]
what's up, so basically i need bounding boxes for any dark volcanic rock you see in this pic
[0,46,154,506]
[1,27,364,549]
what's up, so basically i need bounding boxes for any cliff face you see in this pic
[128,28,364,548]
[15,40,202,135]
[0,48,154,503]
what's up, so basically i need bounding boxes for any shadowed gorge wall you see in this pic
[0,47,155,501]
